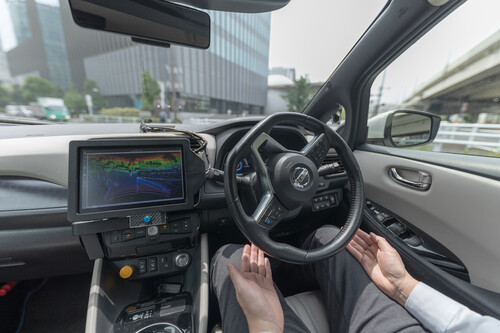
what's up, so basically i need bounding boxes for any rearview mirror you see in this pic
[69,0,210,49]
[367,110,441,147]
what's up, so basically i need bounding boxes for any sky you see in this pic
[268,0,500,104]
[269,0,386,82]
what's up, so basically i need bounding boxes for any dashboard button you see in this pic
[174,253,190,268]
[111,230,122,243]
[135,228,146,237]
[143,216,151,223]
[160,256,170,270]
[148,257,157,272]
[147,226,159,241]
[122,229,135,240]
[119,265,134,279]
[138,259,147,274]
[160,224,169,233]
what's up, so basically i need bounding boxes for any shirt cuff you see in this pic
[405,282,464,332]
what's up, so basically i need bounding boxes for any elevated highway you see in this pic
[405,29,500,118]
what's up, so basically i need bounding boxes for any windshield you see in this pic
[45,106,66,112]
[0,0,384,125]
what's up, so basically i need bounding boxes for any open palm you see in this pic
[346,229,418,305]
[227,244,284,333]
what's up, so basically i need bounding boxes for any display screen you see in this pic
[79,147,185,213]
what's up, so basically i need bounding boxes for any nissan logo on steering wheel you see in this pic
[291,166,311,189]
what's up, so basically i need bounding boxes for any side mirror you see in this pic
[367,110,441,147]
[68,0,210,49]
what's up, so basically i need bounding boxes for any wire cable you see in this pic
[15,279,48,333]
[140,119,211,172]
[139,120,208,153]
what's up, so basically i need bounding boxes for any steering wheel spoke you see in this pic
[252,132,289,154]
[249,133,276,196]
[252,194,288,229]
[301,133,330,167]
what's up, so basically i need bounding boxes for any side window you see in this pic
[368,0,500,158]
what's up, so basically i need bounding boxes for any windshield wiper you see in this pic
[0,117,50,125]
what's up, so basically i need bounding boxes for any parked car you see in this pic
[5,105,34,118]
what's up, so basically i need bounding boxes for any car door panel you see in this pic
[362,209,500,319]
[354,148,500,293]
[364,200,470,282]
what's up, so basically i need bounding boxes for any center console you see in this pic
[67,138,208,333]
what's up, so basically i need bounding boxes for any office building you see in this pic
[83,10,271,114]
[5,0,271,114]
[0,37,12,86]
[6,0,71,89]
[7,0,32,45]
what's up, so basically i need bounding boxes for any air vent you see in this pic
[189,139,202,152]
[322,155,345,174]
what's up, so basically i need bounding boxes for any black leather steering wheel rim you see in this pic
[224,112,364,263]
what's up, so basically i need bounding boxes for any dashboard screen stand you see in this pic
[79,147,185,214]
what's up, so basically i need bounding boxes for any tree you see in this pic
[53,84,64,98]
[463,113,474,123]
[281,76,315,112]
[0,86,10,107]
[64,84,86,114]
[141,71,160,111]
[10,84,24,104]
[84,79,107,110]
[21,76,61,102]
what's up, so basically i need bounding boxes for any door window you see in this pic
[369,0,500,158]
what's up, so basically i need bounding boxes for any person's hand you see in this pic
[346,229,419,306]
[227,244,284,333]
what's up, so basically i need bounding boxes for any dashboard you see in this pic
[0,119,347,281]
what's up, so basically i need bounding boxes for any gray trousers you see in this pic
[210,226,426,333]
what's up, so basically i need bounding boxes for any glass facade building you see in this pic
[6,0,71,89]
[36,0,71,89]
[7,0,32,46]
[4,0,271,113]
[84,11,271,113]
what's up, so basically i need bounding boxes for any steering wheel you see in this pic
[224,112,365,263]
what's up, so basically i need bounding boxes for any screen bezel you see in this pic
[68,139,192,222]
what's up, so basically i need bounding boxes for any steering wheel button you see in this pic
[330,196,336,205]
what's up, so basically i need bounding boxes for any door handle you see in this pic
[389,168,431,191]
